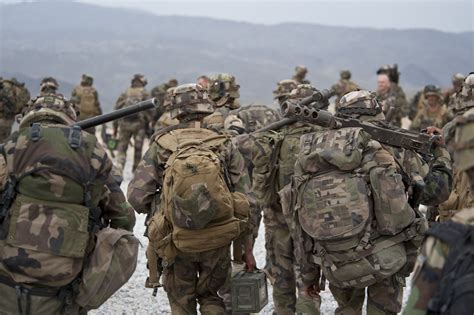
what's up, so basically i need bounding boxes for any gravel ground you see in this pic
[91,142,413,315]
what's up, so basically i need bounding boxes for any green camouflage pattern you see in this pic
[293,65,310,84]
[331,78,361,108]
[232,104,281,133]
[410,104,452,132]
[71,85,101,120]
[162,246,231,314]
[376,83,408,127]
[0,78,30,141]
[0,119,135,289]
[208,73,240,109]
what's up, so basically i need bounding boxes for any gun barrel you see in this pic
[74,98,159,130]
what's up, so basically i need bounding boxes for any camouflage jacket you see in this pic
[403,208,474,315]
[410,105,452,132]
[115,86,151,127]
[0,79,30,119]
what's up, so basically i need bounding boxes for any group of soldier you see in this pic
[0,65,472,315]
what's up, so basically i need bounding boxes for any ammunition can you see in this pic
[231,270,268,313]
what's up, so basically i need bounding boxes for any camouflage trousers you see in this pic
[264,205,297,314]
[116,122,145,174]
[162,246,231,315]
[0,118,14,143]
[329,275,404,315]
[0,279,83,315]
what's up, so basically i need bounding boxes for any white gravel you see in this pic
[91,145,413,315]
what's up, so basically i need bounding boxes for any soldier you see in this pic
[377,64,409,126]
[0,93,136,314]
[127,83,256,314]
[197,75,210,90]
[273,79,298,106]
[0,77,30,142]
[410,85,452,131]
[430,73,474,223]
[39,77,59,95]
[403,78,474,315]
[114,74,150,175]
[251,84,322,314]
[71,74,102,134]
[150,78,178,127]
[444,72,464,109]
[288,90,451,315]
[330,70,360,109]
[376,73,406,127]
[293,65,311,84]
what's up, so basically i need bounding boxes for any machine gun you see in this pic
[73,98,160,130]
[280,95,439,157]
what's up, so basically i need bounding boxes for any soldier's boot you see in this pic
[295,292,321,315]
[329,284,364,315]
[366,276,403,315]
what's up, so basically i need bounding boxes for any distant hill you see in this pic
[1,1,472,111]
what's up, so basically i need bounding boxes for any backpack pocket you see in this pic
[370,166,415,235]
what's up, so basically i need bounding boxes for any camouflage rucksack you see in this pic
[0,124,138,309]
[74,86,98,118]
[233,105,281,133]
[148,128,248,257]
[283,127,422,288]
[117,87,148,123]
[252,123,314,207]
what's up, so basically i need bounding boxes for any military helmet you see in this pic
[273,79,298,99]
[337,90,382,118]
[20,94,77,127]
[40,77,59,92]
[169,83,214,120]
[131,74,147,87]
[452,73,465,84]
[224,114,245,135]
[295,65,308,75]
[208,73,240,108]
[454,72,474,114]
[288,84,319,100]
[81,74,93,85]
[423,84,442,99]
[340,70,352,80]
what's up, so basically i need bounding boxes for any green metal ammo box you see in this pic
[231,270,268,313]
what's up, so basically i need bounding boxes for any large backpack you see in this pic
[149,128,247,256]
[117,87,148,123]
[74,86,98,118]
[285,127,423,289]
[0,124,138,309]
[425,211,474,315]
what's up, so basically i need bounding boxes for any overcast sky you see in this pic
[1,0,473,32]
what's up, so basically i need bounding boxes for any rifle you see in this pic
[73,98,160,130]
[280,96,439,157]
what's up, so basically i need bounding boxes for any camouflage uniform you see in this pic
[404,79,474,314]
[0,94,135,315]
[410,85,452,132]
[292,66,311,84]
[127,84,256,315]
[115,74,150,175]
[330,70,360,109]
[292,90,451,315]
[376,65,409,126]
[0,78,30,142]
[153,87,179,131]
[251,85,321,314]
[427,74,474,224]
[71,74,102,134]
[444,73,464,110]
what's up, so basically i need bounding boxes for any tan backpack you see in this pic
[75,86,97,117]
[148,128,247,258]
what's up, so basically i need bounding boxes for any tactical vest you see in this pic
[285,127,424,289]
[0,123,104,287]
[147,128,248,257]
[74,85,98,119]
